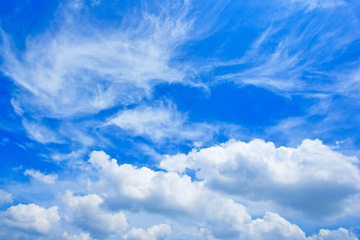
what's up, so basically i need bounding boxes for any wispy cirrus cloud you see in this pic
[206,1,360,150]
[0,12,190,118]
[106,102,217,143]
[290,0,346,11]
[22,120,64,144]
[0,0,202,152]
[218,12,359,94]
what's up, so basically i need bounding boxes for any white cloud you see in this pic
[309,227,359,240]
[218,6,357,98]
[290,0,346,11]
[86,150,358,239]
[0,2,192,118]
[0,1,198,148]
[62,190,128,239]
[51,150,86,163]
[88,151,249,222]
[333,65,360,99]
[24,169,58,184]
[107,103,215,142]
[0,189,12,205]
[165,223,215,240]
[88,150,251,238]
[160,139,360,219]
[69,0,101,10]
[217,23,306,92]
[22,120,64,144]
[124,224,172,240]
[3,149,355,239]
[1,203,60,235]
[70,0,84,9]
[62,231,93,240]
[245,212,306,240]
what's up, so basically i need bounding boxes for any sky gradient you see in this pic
[0,0,360,239]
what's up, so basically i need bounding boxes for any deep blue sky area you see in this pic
[0,0,360,239]
[154,83,309,126]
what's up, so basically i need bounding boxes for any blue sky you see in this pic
[0,0,360,239]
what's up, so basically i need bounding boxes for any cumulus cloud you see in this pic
[124,224,172,240]
[245,212,306,240]
[3,150,356,239]
[86,150,358,239]
[24,169,58,184]
[1,203,60,235]
[308,228,359,240]
[62,190,128,239]
[88,150,252,238]
[160,139,360,219]
[88,151,250,235]
[107,103,215,142]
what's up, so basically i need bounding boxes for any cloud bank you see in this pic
[161,139,360,219]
